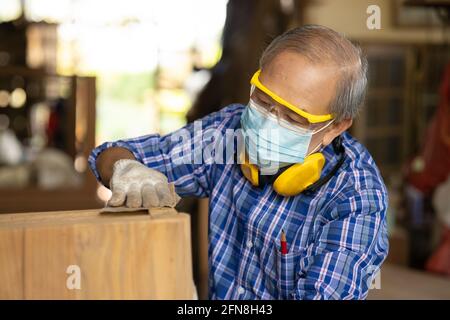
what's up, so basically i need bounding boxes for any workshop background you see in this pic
[0,0,449,299]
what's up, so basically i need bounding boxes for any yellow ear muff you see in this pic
[272,153,325,196]
[239,151,326,196]
[239,150,259,186]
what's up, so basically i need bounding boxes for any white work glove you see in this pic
[108,159,180,208]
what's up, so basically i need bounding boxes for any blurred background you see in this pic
[0,0,449,299]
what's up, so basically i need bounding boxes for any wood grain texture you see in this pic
[0,208,193,300]
[0,228,24,299]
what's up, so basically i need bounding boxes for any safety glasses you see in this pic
[250,69,334,125]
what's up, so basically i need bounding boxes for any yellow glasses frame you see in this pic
[250,69,333,124]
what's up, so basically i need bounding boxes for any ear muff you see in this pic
[239,150,259,186]
[239,152,325,196]
[273,153,325,196]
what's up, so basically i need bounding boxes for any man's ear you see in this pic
[322,119,352,146]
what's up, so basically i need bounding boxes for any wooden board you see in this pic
[0,208,193,300]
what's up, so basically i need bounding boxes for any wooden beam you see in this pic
[0,208,193,300]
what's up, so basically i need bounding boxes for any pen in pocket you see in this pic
[280,229,288,254]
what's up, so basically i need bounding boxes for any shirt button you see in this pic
[238,286,245,295]
[246,241,253,248]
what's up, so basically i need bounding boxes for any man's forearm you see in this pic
[96,147,136,187]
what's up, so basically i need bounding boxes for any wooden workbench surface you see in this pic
[0,208,193,300]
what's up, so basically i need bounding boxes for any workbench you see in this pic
[0,208,193,299]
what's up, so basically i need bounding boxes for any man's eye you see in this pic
[287,113,300,122]
[257,98,271,107]
[288,114,308,125]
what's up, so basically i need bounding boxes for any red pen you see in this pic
[280,229,288,255]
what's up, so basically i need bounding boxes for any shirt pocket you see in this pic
[272,239,304,299]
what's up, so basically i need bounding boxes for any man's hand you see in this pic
[108,159,180,208]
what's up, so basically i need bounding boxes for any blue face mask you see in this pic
[240,100,333,174]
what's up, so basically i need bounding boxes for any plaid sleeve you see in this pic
[291,188,389,300]
[88,104,244,198]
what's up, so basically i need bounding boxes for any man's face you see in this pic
[255,51,341,154]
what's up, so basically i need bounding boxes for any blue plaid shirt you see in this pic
[89,104,389,300]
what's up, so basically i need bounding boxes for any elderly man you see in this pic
[89,25,388,300]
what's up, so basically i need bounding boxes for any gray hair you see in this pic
[259,25,368,122]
